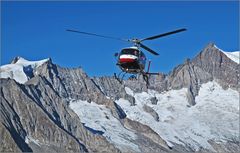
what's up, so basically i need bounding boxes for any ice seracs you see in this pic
[116,81,239,152]
[0,57,49,84]
[69,100,140,152]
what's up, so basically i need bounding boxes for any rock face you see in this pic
[1,78,119,153]
[191,43,239,90]
[149,43,239,105]
[0,43,239,153]
[143,104,159,122]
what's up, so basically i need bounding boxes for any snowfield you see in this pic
[69,100,140,152]
[222,51,239,64]
[117,81,239,151]
[70,81,239,152]
[0,57,49,84]
[214,44,239,64]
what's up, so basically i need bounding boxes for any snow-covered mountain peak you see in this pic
[213,44,239,64]
[0,57,50,84]
[10,56,50,66]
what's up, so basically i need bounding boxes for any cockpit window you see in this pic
[121,49,139,56]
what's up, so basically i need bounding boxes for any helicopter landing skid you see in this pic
[142,72,149,87]
[114,71,150,87]
[114,72,127,84]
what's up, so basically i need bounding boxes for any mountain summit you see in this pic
[0,43,239,153]
[0,57,50,84]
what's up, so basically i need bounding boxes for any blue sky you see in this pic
[1,1,239,76]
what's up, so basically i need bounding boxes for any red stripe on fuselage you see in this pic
[119,58,135,63]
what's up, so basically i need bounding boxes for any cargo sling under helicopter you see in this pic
[66,28,187,86]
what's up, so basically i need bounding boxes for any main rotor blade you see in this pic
[141,28,187,42]
[139,43,159,55]
[66,29,128,42]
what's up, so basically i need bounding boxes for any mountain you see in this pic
[0,57,50,84]
[0,43,239,153]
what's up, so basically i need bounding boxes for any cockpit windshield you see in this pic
[120,49,139,56]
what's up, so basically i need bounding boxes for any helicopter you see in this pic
[66,28,186,86]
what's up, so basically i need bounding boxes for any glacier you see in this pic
[116,81,239,151]
[69,81,239,152]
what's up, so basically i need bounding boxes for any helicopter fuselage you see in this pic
[117,47,146,74]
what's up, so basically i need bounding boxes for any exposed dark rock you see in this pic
[186,85,196,106]
[150,97,158,105]
[124,94,136,106]
[122,118,169,152]
[143,104,159,122]
[113,102,127,119]
[0,122,22,152]
[10,56,22,64]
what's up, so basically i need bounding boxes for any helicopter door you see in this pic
[138,51,146,70]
